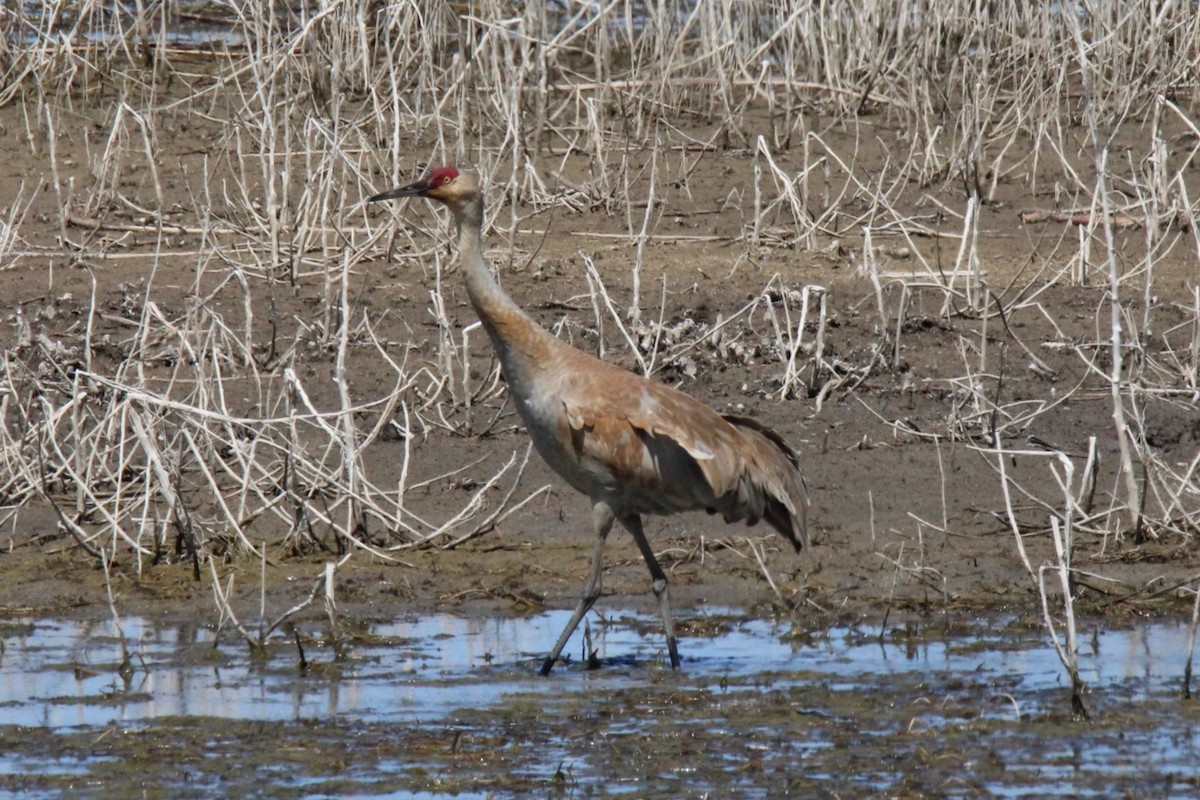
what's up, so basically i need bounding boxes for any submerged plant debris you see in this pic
[0,612,1198,798]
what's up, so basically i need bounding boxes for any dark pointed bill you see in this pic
[368,178,428,203]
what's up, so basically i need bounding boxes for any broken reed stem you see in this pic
[209,553,353,655]
[334,246,362,543]
[997,443,1091,718]
[746,537,786,607]
[581,250,649,375]
[1193,287,1200,392]
[1098,148,1142,539]
[629,129,663,328]
[100,550,132,674]
[1044,450,1086,718]
[209,557,258,652]
[1068,11,1141,538]
[1038,523,1088,720]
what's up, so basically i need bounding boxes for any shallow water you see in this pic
[0,609,1197,798]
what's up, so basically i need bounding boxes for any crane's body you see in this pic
[371,167,809,674]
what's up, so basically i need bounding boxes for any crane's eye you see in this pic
[441,174,453,185]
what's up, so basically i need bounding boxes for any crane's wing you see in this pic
[720,414,809,550]
[555,360,809,550]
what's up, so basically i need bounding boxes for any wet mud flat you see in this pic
[0,610,1196,799]
[3,2,1200,798]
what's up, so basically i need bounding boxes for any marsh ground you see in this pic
[2,6,1200,796]
[0,64,1197,632]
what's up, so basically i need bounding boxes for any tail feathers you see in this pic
[722,415,810,552]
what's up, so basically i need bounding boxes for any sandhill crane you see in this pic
[370,166,809,674]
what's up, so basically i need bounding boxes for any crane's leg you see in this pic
[620,514,681,670]
[541,501,614,675]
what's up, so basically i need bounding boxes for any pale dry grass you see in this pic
[0,3,1198,667]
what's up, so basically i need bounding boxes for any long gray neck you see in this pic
[452,196,545,364]
[454,197,501,309]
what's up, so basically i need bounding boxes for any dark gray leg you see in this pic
[541,501,614,675]
[620,513,681,669]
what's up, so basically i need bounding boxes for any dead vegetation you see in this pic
[1,2,1199,680]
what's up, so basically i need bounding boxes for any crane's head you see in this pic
[369,166,477,211]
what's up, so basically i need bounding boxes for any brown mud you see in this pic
[1,78,1197,633]
[0,48,1195,796]
[2,8,1200,795]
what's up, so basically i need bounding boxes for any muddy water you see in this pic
[0,610,1197,798]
